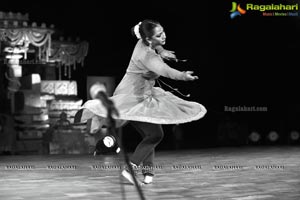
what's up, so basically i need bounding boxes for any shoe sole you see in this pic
[142,181,153,185]
[121,170,142,186]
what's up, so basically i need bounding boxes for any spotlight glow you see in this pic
[249,131,261,142]
[103,136,115,148]
[290,131,300,141]
[268,131,279,142]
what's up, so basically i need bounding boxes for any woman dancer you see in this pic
[78,19,207,185]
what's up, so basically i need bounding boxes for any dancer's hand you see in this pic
[160,49,177,61]
[184,71,198,81]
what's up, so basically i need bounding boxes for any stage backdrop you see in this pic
[86,76,116,100]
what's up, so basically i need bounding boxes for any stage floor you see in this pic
[1,146,300,200]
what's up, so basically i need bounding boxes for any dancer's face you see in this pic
[149,25,166,48]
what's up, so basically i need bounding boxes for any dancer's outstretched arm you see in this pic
[143,51,198,81]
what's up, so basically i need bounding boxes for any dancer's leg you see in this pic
[129,121,164,166]
[131,122,155,176]
[122,121,163,185]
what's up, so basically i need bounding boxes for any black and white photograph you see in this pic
[0,1,300,199]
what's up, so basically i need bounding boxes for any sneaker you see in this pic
[142,165,154,184]
[121,169,135,184]
[142,174,153,184]
[121,162,141,185]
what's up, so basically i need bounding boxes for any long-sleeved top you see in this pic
[78,39,207,133]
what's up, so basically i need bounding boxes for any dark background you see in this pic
[2,1,300,149]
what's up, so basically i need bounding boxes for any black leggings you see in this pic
[129,121,164,172]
